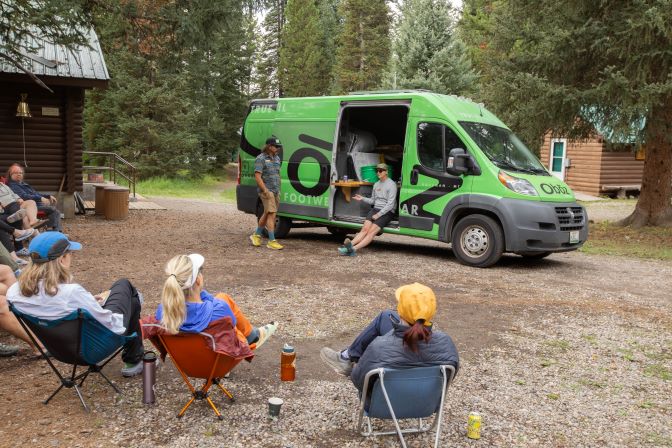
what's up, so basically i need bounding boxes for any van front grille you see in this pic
[555,206,584,231]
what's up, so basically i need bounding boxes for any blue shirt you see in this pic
[155,290,236,333]
[254,152,281,194]
[8,180,48,202]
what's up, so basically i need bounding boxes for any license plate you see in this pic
[569,230,580,244]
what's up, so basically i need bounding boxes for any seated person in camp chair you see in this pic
[6,231,145,376]
[153,254,277,348]
[338,163,397,257]
[0,264,42,357]
[0,182,47,232]
[7,163,62,232]
[320,283,459,392]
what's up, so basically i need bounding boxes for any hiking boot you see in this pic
[267,240,283,250]
[6,209,26,224]
[0,343,19,357]
[14,228,37,242]
[121,361,144,377]
[320,347,353,376]
[255,321,279,349]
[249,233,262,247]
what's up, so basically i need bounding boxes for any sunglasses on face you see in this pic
[376,168,386,173]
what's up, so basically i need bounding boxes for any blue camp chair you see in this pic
[357,365,456,448]
[9,303,136,412]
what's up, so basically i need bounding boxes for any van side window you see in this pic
[417,122,444,171]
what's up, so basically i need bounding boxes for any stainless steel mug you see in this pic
[142,350,157,404]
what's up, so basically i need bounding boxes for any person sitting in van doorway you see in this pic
[249,137,284,250]
[338,163,396,256]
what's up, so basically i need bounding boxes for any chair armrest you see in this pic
[198,332,217,351]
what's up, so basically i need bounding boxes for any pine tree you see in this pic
[385,0,477,95]
[479,0,672,227]
[334,0,391,94]
[255,0,287,97]
[279,0,330,96]
[316,0,342,93]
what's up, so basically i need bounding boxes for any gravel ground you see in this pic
[0,198,669,448]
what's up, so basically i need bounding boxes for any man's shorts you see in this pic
[260,191,280,213]
[366,208,394,228]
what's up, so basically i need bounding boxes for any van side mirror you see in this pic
[446,148,470,176]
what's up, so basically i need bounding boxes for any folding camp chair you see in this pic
[143,324,242,420]
[9,303,136,412]
[357,365,456,448]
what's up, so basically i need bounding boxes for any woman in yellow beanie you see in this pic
[320,283,459,391]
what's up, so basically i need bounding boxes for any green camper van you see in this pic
[236,91,588,267]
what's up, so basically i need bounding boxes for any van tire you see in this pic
[255,201,292,239]
[327,226,349,240]
[451,214,504,268]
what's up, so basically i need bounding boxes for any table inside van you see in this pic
[331,181,373,202]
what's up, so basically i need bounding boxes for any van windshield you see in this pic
[459,122,549,175]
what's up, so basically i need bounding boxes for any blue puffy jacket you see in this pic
[350,316,460,392]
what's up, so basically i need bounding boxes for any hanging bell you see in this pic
[16,93,32,118]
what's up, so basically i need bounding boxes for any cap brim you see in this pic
[68,241,82,251]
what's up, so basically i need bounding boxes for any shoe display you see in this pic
[121,361,144,377]
[0,343,19,357]
[249,233,262,247]
[320,347,353,376]
[255,321,279,349]
[6,209,26,224]
[267,240,284,250]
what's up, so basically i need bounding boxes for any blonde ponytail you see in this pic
[160,255,194,334]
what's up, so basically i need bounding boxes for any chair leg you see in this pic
[98,370,122,394]
[205,397,224,420]
[214,380,235,402]
[44,384,65,405]
[177,397,196,418]
[73,384,90,412]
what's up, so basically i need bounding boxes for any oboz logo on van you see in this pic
[539,183,569,195]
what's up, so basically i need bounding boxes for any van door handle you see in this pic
[410,168,419,185]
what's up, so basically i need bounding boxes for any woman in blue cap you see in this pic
[6,231,145,376]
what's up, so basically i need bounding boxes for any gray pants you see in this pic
[0,242,18,272]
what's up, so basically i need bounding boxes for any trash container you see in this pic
[104,187,129,220]
[94,184,108,216]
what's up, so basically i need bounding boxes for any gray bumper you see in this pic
[236,185,258,214]
[499,199,589,253]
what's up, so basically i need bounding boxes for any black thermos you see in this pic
[142,350,157,404]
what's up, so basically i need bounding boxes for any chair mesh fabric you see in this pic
[368,366,444,419]
[79,310,136,365]
[10,305,135,366]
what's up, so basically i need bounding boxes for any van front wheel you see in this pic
[451,214,504,268]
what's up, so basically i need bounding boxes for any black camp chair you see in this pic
[9,303,136,411]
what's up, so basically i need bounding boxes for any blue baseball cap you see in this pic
[29,231,82,263]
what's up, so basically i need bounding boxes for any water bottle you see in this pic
[142,350,157,404]
[280,344,296,382]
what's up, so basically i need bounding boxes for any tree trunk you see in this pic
[619,95,672,227]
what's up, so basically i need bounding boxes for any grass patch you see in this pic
[644,364,672,381]
[137,169,237,202]
[580,222,672,260]
[546,393,560,400]
[544,339,571,351]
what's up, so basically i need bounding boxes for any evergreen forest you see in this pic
[1,0,671,226]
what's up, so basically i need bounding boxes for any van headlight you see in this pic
[498,171,538,196]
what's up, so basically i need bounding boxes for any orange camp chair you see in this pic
[143,324,243,420]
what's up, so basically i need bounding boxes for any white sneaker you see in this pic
[121,361,143,377]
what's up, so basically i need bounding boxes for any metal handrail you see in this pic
[82,151,137,198]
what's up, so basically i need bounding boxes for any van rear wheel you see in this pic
[451,214,504,268]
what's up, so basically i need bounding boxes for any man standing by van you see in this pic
[338,163,396,256]
[249,137,284,250]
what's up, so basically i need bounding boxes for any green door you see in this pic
[398,119,473,238]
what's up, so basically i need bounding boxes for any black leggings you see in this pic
[103,279,144,364]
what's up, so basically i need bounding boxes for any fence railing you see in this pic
[82,151,137,198]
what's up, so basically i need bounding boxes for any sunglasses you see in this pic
[376,168,386,173]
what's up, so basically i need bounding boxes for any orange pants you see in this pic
[214,293,257,349]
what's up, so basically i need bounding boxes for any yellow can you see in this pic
[467,412,482,440]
